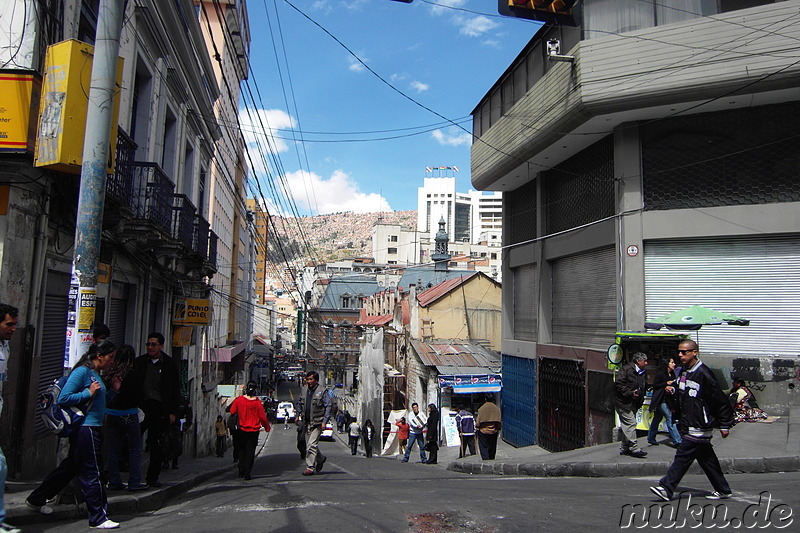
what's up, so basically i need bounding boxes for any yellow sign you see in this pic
[77,287,96,333]
[172,326,194,347]
[173,298,212,326]
[0,70,41,153]
[34,40,123,174]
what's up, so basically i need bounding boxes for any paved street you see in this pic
[20,419,800,532]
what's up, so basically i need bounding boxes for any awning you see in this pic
[206,341,245,362]
[438,373,502,394]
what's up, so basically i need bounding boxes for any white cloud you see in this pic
[410,80,429,93]
[348,55,366,72]
[239,107,294,174]
[432,127,472,147]
[284,169,392,214]
[427,1,499,39]
[458,15,498,37]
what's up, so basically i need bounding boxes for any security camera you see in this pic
[547,39,561,56]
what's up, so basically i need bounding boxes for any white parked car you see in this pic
[276,402,296,422]
[320,421,334,441]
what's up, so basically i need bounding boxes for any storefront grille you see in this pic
[642,102,800,210]
[544,135,615,234]
[537,357,585,452]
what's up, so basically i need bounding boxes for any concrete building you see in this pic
[473,1,800,451]
[0,0,252,476]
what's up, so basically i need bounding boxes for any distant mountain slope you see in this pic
[268,211,417,264]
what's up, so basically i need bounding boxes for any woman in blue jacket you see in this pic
[26,340,120,529]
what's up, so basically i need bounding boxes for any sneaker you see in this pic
[650,485,672,502]
[0,522,22,533]
[302,468,315,476]
[315,456,326,473]
[706,491,732,500]
[629,450,648,458]
[647,440,659,446]
[91,519,120,529]
[25,499,54,515]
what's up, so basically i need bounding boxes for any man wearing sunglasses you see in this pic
[650,340,734,502]
[133,332,180,488]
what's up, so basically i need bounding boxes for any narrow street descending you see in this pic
[18,381,800,533]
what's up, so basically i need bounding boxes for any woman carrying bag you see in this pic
[26,340,120,529]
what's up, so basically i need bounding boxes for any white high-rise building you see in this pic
[416,176,502,245]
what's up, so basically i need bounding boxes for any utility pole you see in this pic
[66,0,126,367]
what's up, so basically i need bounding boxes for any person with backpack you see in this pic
[26,340,121,529]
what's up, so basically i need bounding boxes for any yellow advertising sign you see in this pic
[172,326,194,347]
[34,40,123,174]
[0,70,41,153]
[173,298,212,326]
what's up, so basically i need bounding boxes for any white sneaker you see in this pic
[91,519,120,529]
[25,500,54,515]
[0,522,22,533]
[706,491,732,500]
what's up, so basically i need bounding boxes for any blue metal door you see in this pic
[501,354,537,447]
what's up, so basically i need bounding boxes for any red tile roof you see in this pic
[416,272,478,307]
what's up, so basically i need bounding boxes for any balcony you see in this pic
[208,230,218,270]
[172,194,196,249]
[107,128,137,209]
[130,162,174,235]
[193,215,210,259]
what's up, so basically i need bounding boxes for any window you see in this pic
[389,235,398,242]
[341,294,351,309]
[388,247,397,255]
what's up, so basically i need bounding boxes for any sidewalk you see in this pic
[446,406,800,478]
[4,449,239,527]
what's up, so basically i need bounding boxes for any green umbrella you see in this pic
[645,305,750,331]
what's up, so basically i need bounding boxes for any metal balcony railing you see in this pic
[193,215,210,259]
[208,230,218,269]
[130,162,174,235]
[172,194,196,248]
[107,128,137,209]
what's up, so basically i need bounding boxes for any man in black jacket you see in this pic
[650,340,734,501]
[615,352,648,458]
[134,332,180,488]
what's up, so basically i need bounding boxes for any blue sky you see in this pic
[241,0,542,215]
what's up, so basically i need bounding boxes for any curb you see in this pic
[6,465,237,527]
[446,455,800,478]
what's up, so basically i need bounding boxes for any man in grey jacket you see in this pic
[298,371,331,476]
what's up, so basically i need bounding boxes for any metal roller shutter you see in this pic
[513,264,538,342]
[36,289,69,437]
[644,235,800,356]
[551,246,617,349]
[107,298,128,348]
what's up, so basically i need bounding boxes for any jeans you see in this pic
[402,431,427,462]
[478,431,498,460]
[28,426,110,527]
[647,402,682,445]
[216,435,226,457]
[105,413,143,486]
[0,444,6,522]
[349,434,360,455]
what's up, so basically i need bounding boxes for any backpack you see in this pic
[38,375,92,437]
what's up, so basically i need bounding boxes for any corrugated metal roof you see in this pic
[356,314,392,326]
[410,339,500,373]
[416,272,478,307]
